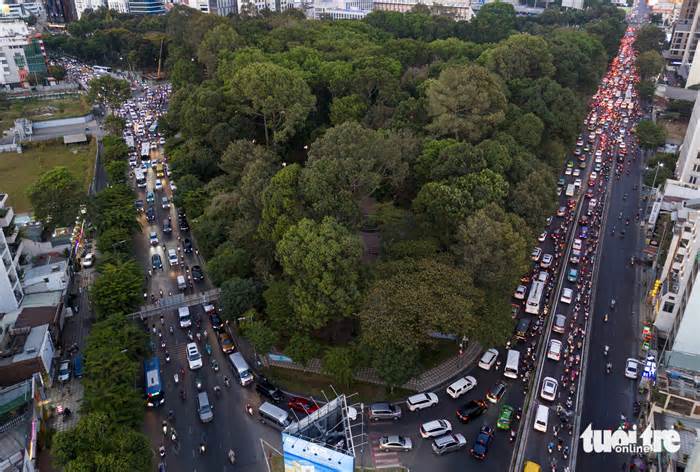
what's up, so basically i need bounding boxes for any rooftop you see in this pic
[20,291,62,309]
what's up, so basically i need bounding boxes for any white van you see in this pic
[534,404,549,432]
[177,275,187,291]
[178,306,191,328]
[197,391,214,423]
[504,349,520,379]
[228,352,254,386]
[259,401,291,429]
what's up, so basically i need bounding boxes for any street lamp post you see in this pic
[651,162,664,189]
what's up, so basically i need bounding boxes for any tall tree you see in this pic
[225,62,316,145]
[469,2,516,44]
[636,119,666,149]
[26,166,82,228]
[482,33,555,82]
[87,75,131,109]
[637,50,664,80]
[196,23,240,75]
[635,24,665,53]
[276,217,363,329]
[425,64,507,142]
[260,163,305,244]
[89,260,142,318]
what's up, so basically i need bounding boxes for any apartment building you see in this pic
[127,0,166,13]
[310,0,371,18]
[0,194,23,314]
[669,0,700,64]
[0,21,47,86]
[372,0,472,20]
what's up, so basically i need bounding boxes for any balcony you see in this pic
[0,206,13,228]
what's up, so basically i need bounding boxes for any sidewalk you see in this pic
[266,342,482,392]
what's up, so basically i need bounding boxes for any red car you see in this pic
[288,397,320,415]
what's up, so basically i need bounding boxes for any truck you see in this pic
[565,184,576,197]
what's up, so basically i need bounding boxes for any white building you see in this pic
[187,0,210,12]
[0,21,29,86]
[73,0,106,18]
[675,91,700,185]
[372,0,472,20]
[310,0,371,18]
[236,0,301,13]
[0,193,23,314]
[107,0,130,12]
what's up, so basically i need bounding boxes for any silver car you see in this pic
[378,435,412,452]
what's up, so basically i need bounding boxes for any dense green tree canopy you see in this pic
[26,166,82,229]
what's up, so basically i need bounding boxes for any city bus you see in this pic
[135,168,147,188]
[525,280,545,315]
[93,65,112,74]
[144,357,165,407]
[155,163,164,178]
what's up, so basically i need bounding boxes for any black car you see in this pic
[183,238,193,253]
[163,219,172,233]
[134,199,144,212]
[456,400,487,423]
[256,377,283,403]
[146,206,155,222]
[210,313,223,332]
[179,217,189,231]
[177,208,186,218]
[191,265,204,282]
[151,254,163,270]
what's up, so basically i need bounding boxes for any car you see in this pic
[288,396,320,415]
[576,138,583,146]
[135,199,144,212]
[218,332,235,354]
[179,217,189,231]
[146,206,155,222]
[540,377,558,402]
[446,376,477,399]
[161,196,170,209]
[368,402,402,421]
[256,377,283,403]
[420,419,452,439]
[531,247,542,261]
[407,392,439,411]
[540,254,553,269]
[574,178,582,188]
[149,231,159,246]
[589,171,598,182]
[514,318,531,340]
[579,226,589,239]
[547,339,562,361]
[163,219,172,233]
[594,162,602,172]
[564,167,572,176]
[486,382,507,404]
[210,312,223,331]
[560,288,574,304]
[566,160,574,169]
[585,188,594,198]
[573,238,583,251]
[573,168,581,177]
[557,206,567,217]
[470,425,494,460]
[191,265,205,282]
[155,179,163,191]
[168,249,178,266]
[456,399,487,423]
[538,232,547,242]
[479,348,499,370]
[510,304,520,319]
[58,360,71,382]
[146,191,155,204]
[546,216,553,226]
[557,177,566,187]
[625,358,639,379]
[514,285,527,300]
[187,342,202,370]
[567,268,579,282]
[183,238,193,254]
[496,405,514,430]
[151,254,163,270]
[379,435,413,452]
[81,253,95,268]
[570,251,581,264]
[552,314,566,334]
[432,433,467,455]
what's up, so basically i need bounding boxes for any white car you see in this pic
[540,254,553,269]
[58,360,71,382]
[187,342,202,370]
[547,339,562,361]
[573,168,581,177]
[168,249,179,266]
[446,376,477,399]
[81,253,95,268]
[538,232,547,242]
[573,238,582,251]
[419,419,452,438]
[531,247,542,261]
[478,348,499,370]
[514,285,527,300]
[540,377,558,402]
[406,392,439,412]
[625,358,639,379]
[573,178,582,187]
[155,179,163,191]
[149,231,159,246]
[565,167,572,176]
[560,288,573,304]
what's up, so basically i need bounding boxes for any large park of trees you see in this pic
[48,3,626,388]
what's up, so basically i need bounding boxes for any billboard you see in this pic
[562,0,584,8]
[282,434,354,472]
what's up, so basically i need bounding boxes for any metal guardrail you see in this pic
[126,288,221,320]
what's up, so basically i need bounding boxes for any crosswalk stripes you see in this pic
[369,434,401,469]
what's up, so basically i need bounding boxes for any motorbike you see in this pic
[604,313,608,322]
[199,443,206,455]
[509,430,516,442]
[196,377,203,391]
[169,325,174,335]
[547,442,554,454]
[171,429,177,443]
[606,362,612,374]
[610,299,616,310]
[180,390,186,401]
[162,421,167,436]
[224,376,231,388]
[165,352,170,363]
[159,446,166,457]
[211,359,219,372]
[173,373,179,384]
[205,343,212,356]
[187,330,193,341]
[604,345,609,356]
[246,404,254,416]
[228,449,236,464]
[214,385,221,397]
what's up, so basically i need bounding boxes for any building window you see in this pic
[663,301,676,313]
[691,175,698,184]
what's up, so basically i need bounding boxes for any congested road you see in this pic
[514,27,645,472]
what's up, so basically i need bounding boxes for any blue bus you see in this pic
[145,357,165,407]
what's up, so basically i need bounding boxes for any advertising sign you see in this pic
[282,434,354,472]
